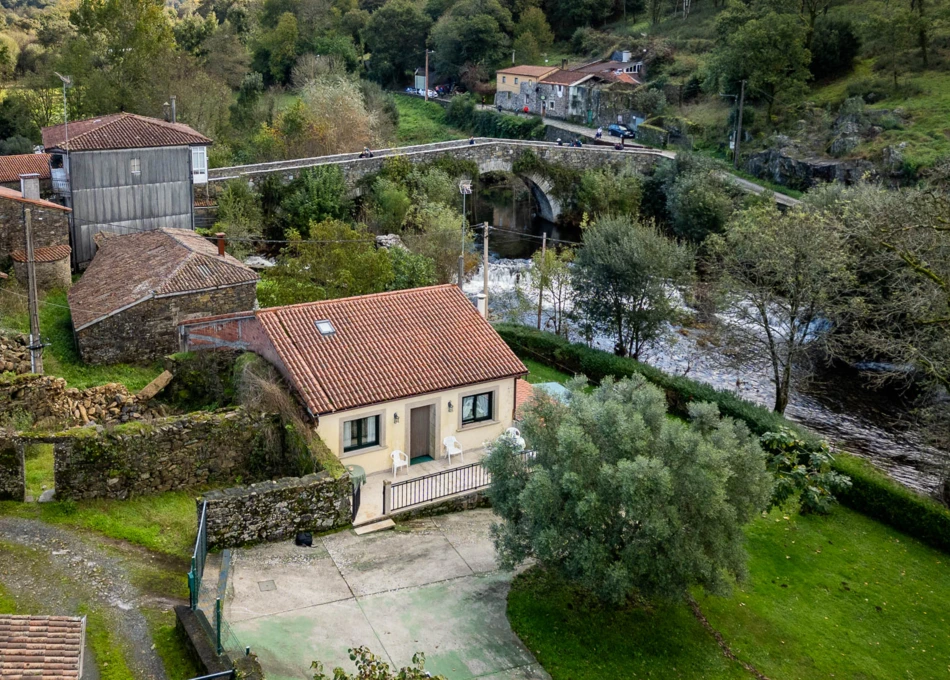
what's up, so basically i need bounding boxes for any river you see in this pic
[466,180,949,498]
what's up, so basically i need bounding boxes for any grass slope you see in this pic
[509,506,950,679]
[394,95,466,145]
[0,288,160,391]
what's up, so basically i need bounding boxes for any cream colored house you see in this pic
[178,285,528,474]
[495,65,558,95]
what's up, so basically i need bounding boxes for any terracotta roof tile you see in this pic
[497,65,559,78]
[11,245,71,263]
[515,379,534,417]
[540,71,595,86]
[67,228,258,330]
[42,113,211,152]
[248,285,527,414]
[0,154,51,183]
[0,186,70,212]
[0,615,85,679]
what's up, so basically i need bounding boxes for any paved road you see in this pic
[226,510,547,680]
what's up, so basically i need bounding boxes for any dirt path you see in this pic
[0,517,170,680]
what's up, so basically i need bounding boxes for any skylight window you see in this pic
[315,320,336,336]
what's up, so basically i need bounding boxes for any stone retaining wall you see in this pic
[0,438,24,501]
[201,472,352,549]
[22,408,289,500]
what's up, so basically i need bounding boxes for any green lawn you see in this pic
[23,443,54,499]
[0,490,199,557]
[394,95,466,145]
[509,506,950,679]
[522,358,573,385]
[0,288,160,391]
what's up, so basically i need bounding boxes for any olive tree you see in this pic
[484,375,772,604]
[572,215,693,359]
[707,203,854,414]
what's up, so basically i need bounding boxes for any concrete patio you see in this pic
[353,449,490,525]
[225,509,547,680]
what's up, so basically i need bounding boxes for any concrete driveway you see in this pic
[225,510,548,680]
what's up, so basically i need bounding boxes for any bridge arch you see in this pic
[475,157,561,222]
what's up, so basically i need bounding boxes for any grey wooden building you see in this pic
[42,113,212,269]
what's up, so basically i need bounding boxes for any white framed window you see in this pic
[548,101,556,111]
[633,63,642,73]
[557,85,564,97]
[130,158,141,175]
[514,77,519,84]
[191,146,208,185]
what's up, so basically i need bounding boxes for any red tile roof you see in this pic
[0,154,51,183]
[540,70,595,86]
[515,379,534,417]
[42,113,212,152]
[11,245,71,263]
[0,185,70,212]
[0,615,85,679]
[243,285,527,414]
[497,65,559,78]
[68,228,258,330]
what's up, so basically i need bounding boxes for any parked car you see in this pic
[607,124,635,139]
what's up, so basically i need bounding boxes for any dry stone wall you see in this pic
[0,438,24,501]
[23,408,289,500]
[0,334,36,374]
[200,472,351,549]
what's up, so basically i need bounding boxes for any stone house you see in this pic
[495,64,559,97]
[0,176,72,291]
[178,285,529,475]
[42,113,212,269]
[0,154,52,194]
[67,228,258,365]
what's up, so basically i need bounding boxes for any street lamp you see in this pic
[52,72,71,152]
[458,180,472,288]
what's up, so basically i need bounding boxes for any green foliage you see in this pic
[485,375,772,603]
[24,444,54,500]
[365,0,432,85]
[82,607,136,680]
[312,646,446,680]
[446,94,546,140]
[258,220,392,306]
[402,201,471,284]
[574,166,643,217]
[387,246,436,290]
[368,177,411,232]
[393,95,466,145]
[633,122,668,148]
[430,0,513,78]
[0,93,40,144]
[253,11,299,84]
[759,426,851,514]
[514,6,554,50]
[833,453,950,554]
[665,170,736,242]
[281,166,352,237]
[809,17,861,81]
[213,179,263,258]
[572,215,693,359]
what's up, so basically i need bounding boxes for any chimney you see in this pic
[476,293,487,318]
[215,232,226,257]
[19,173,40,200]
[561,58,567,70]
[170,95,177,123]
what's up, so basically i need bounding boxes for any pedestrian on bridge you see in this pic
[596,127,603,139]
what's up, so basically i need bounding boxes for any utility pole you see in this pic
[24,208,43,375]
[483,224,489,314]
[536,233,546,330]
[512,50,516,64]
[425,50,431,101]
[734,79,746,168]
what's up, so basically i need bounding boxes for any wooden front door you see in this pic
[409,406,433,460]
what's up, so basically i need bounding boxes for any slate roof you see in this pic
[11,245,71,263]
[227,285,528,415]
[0,186,70,212]
[0,615,85,679]
[0,154,51,183]
[67,228,258,330]
[42,113,212,152]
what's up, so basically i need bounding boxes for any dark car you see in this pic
[607,124,635,139]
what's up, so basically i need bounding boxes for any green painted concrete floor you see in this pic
[226,510,548,680]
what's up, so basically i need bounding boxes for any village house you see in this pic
[0,153,52,194]
[177,285,529,475]
[0,175,72,292]
[0,614,87,678]
[42,113,212,269]
[67,228,258,365]
[495,64,559,99]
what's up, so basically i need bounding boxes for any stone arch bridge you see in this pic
[208,138,797,223]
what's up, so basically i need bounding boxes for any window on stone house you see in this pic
[548,101,556,111]
[557,86,564,96]
[514,77,519,84]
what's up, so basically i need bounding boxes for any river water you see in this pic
[466,182,949,497]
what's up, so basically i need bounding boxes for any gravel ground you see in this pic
[0,516,169,680]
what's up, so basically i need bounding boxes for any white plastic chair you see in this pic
[391,450,409,478]
[443,436,464,464]
[505,427,526,451]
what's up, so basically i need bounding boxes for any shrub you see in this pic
[446,94,545,140]
[760,426,852,514]
[809,17,861,80]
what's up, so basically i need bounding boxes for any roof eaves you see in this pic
[72,293,154,331]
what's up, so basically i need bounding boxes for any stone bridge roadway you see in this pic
[209,138,798,222]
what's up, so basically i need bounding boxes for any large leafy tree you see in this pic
[484,376,773,604]
[708,203,854,414]
[60,0,176,114]
[430,0,513,77]
[365,0,432,85]
[709,10,811,120]
[572,215,693,360]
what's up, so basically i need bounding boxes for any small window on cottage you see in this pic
[130,158,141,175]
[514,77,519,85]
[343,415,380,451]
[633,63,642,73]
[557,85,564,96]
[547,101,555,111]
[315,319,336,336]
[502,76,507,84]
[461,391,493,425]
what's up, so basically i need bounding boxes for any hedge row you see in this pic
[446,95,546,140]
[496,323,950,554]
